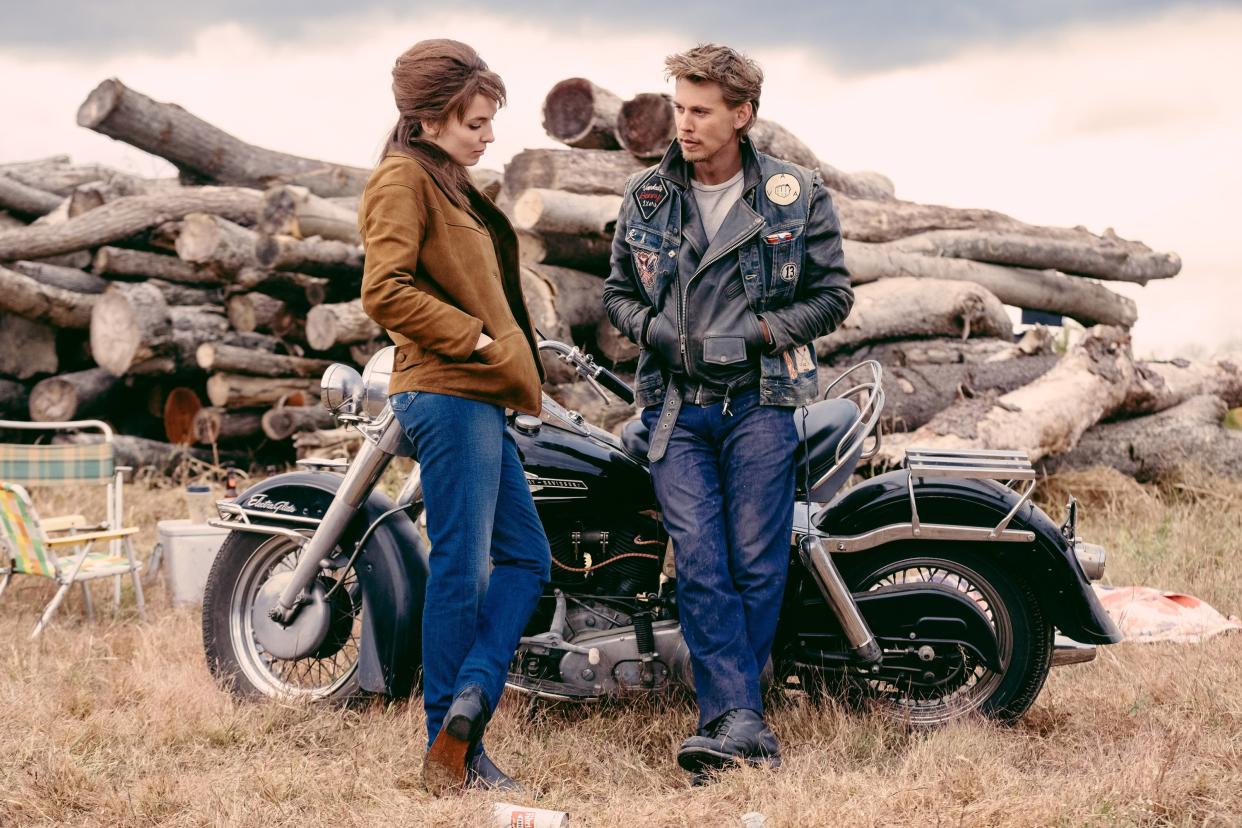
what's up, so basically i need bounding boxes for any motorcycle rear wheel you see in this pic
[202,530,364,701]
[835,544,1053,726]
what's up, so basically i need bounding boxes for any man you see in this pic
[602,44,854,779]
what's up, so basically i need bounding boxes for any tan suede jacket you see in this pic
[359,153,545,416]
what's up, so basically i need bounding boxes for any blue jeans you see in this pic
[642,389,798,728]
[391,391,551,748]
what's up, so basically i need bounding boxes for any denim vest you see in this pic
[620,141,822,408]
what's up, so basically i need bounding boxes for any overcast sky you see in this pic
[2,1,1238,357]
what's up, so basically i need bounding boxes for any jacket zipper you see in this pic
[675,216,764,384]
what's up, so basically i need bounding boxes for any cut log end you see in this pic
[163,387,202,445]
[617,94,676,160]
[74,78,123,129]
[89,289,145,376]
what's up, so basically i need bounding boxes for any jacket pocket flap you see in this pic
[702,336,747,365]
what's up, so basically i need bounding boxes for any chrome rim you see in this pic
[228,535,362,699]
[855,557,1013,725]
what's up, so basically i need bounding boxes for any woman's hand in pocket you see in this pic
[475,332,494,351]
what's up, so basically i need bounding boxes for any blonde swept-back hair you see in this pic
[386,39,506,208]
[664,43,763,137]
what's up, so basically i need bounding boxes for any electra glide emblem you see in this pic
[635,176,668,220]
[525,471,588,495]
[245,494,298,514]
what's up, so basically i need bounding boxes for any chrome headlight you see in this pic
[1073,540,1106,581]
[359,346,396,419]
[320,363,363,415]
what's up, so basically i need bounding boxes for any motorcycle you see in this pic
[202,340,1120,726]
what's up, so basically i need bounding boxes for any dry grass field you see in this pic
[2,468,1240,827]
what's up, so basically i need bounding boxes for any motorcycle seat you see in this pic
[620,398,862,501]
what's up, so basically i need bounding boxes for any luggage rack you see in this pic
[904,447,1037,539]
[826,447,1039,553]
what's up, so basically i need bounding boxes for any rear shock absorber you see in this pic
[632,592,659,683]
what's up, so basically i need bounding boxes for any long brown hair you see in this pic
[386,39,506,209]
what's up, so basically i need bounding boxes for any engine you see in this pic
[544,513,667,597]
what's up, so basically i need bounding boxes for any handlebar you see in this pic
[538,340,636,405]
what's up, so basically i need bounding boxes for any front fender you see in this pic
[816,470,1122,645]
[228,470,428,696]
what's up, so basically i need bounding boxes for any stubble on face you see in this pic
[672,78,748,180]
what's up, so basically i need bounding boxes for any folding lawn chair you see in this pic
[0,419,145,637]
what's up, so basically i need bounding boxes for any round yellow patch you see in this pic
[764,173,800,206]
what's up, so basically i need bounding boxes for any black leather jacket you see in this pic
[603,139,854,408]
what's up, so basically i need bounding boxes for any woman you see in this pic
[358,39,550,795]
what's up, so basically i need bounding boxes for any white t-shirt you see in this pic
[690,169,745,243]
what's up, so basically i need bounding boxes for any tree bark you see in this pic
[60,431,246,474]
[66,176,182,219]
[0,173,63,216]
[196,342,334,378]
[1122,353,1242,416]
[226,292,292,334]
[0,187,262,261]
[253,233,363,278]
[348,338,387,368]
[207,373,317,408]
[815,278,1013,356]
[875,326,1137,466]
[503,149,645,197]
[147,279,224,306]
[824,335,1061,433]
[175,212,260,272]
[0,316,58,379]
[89,282,231,375]
[162,387,202,445]
[1045,395,1242,481]
[512,188,622,237]
[529,264,606,331]
[616,93,676,160]
[843,240,1138,327]
[595,319,639,366]
[234,267,330,306]
[0,264,96,328]
[261,404,336,440]
[887,229,1179,284]
[77,78,371,197]
[305,299,381,351]
[92,246,224,284]
[0,378,30,418]
[192,406,264,445]
[834,195,1182,282]
[546,379,637,434]
[28,367,122,421]
[259,184,361,245]
[8,260,108,294]
[542,78,623,150]
[293,427,362,459]
[516,227,611,275]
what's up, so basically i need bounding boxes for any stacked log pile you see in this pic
[0,76,1237,478]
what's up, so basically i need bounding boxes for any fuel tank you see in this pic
[508,411,657,523]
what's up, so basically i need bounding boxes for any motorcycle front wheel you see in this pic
[835,545,1053,726]
[202,530,364,701]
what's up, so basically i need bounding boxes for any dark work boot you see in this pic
[423,685,490,795]
[466,749,527,794]
[676,708,781,775]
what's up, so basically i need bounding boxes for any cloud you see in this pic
[0,4,1237,356]
[1,0,1232,73]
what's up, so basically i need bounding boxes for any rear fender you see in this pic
[816,470,1121,645]
[226,470,428,696]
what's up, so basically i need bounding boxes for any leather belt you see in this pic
[646,382,683,463]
